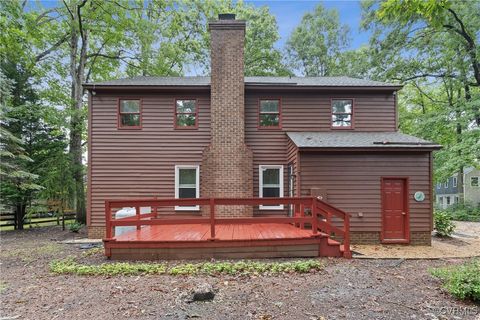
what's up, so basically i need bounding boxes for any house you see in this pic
[84,14,441,259]
[435,167,480,209]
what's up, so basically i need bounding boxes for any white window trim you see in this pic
[174,165,200,211]
[452,177,457,188]
[444,181,449,188]
[471,176,479,187]
[259,165,284,210]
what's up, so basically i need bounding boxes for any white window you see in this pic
[174,165,200,211]
[444,181,448,188]
[437,183,441,189]
[259,165,284,210]
[455,196,459,204]
[471,176,479,187]
[446,196,451,205]
[452,177,457,187]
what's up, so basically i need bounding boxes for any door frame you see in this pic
[380,177,410,244]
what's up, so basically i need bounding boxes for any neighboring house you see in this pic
[84,14,441,259]
[436,167,480,209]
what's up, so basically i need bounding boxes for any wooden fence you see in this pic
[0,212,76,229]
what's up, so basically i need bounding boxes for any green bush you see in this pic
[446,202,480,222]
[431,260,480,302]
[50,258,325,276]
[434,210,455,237]
[68,221,83,233]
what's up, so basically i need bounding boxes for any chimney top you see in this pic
[208,13,245,31]
[218,13,236,20]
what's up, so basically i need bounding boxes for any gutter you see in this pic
[82,83,403,91]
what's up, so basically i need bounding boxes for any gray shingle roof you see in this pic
[287,132,441,149]
[84,76,400,88]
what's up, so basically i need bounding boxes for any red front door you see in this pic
[381,178,408,243]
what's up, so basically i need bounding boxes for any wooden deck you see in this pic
[103,197,352,259]
[115,223,314,242]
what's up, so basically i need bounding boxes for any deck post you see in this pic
[299,203,305,229]
[326,211,332,235]
[153,196,158,217]
[105,200,112,239]
[135,206,140,230]
[311,198,318,235]
[344,213,351,258]
[209,198,216,240]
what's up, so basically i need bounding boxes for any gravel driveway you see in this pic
[1,227,478,320]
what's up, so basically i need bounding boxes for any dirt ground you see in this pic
[353,221,480,259]
[1,227,479,320]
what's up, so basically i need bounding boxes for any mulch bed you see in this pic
[1,226,478,320]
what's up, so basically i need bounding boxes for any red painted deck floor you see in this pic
[114,223,314,242]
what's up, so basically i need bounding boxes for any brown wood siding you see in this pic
[299,152,432,232]
[89,92,211,226]
[245,90,396,216]
[280,91,396,132]
[90,89,397,225]
[245,93,288,216]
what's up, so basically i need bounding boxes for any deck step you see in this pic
[327,238,341,246]
[319,236,342,258]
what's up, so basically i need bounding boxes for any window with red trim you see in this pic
[119,100,141,128]
[331,99,353,128]
[175,99,197,128]
[259,99,280,128]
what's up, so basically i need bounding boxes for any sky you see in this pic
[245,0,371,50]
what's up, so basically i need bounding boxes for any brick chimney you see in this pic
[201,14,253,217]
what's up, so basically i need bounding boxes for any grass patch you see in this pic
[0,281,8,294]
[50,258,324,276]
[431,259,480,302]
[81,247,104,257]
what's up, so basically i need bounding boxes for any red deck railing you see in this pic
[104,197,351,258]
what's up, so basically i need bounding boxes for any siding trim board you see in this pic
[87,92,92,227]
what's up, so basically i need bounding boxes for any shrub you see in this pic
[434,210,455,237]
[50,258,325,276]
[68,221,83,233]
[431,260,480,302]
[447,202,480,222]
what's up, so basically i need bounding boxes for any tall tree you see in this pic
[285,3,349,76]
[0,71,43,229]
[362,0,480,186]
[42,0,145,223]
[173,0,291,76]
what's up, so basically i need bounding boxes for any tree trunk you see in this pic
[15,203,26,230]
[68,3,88,224]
